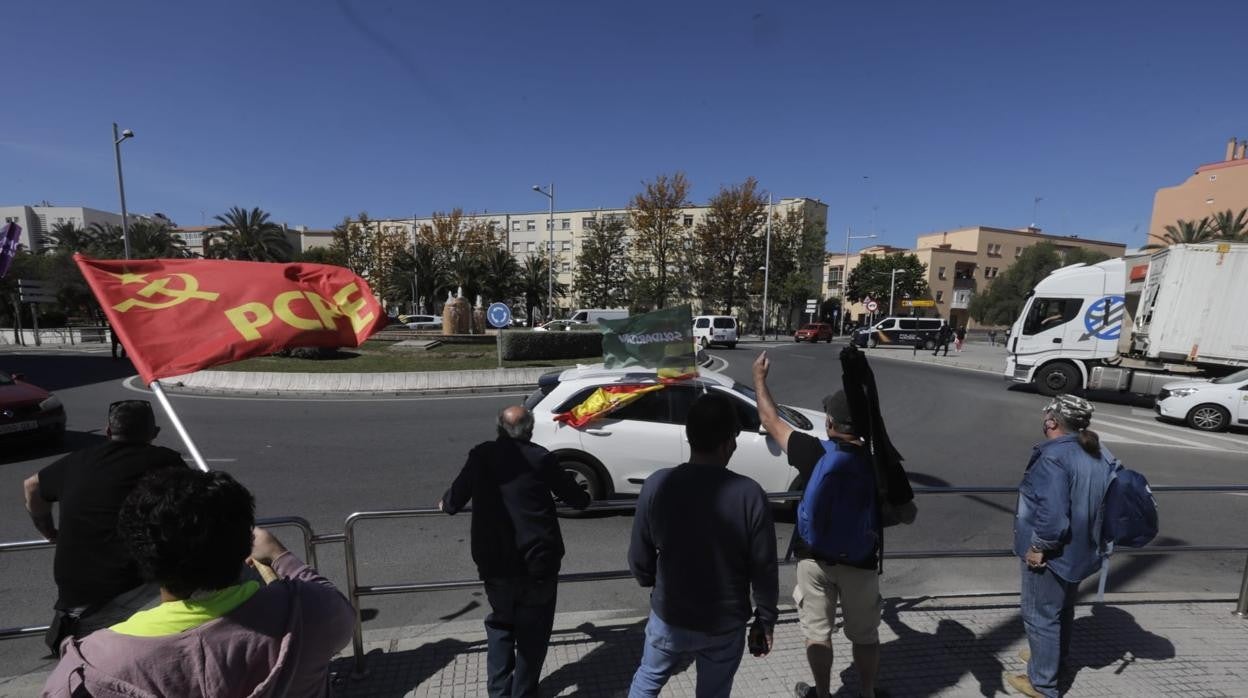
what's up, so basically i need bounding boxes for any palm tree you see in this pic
[206,207,293,262]
[44,221,92,254]
[1145,217,1214,249]
[479,247,521,305]
[1211,208,1248,241]
[85,222,125,257]
[520,254,567,326]
[127,219,188,259]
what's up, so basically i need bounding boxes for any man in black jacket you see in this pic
[627,392,779,697]
[439,405,590,698]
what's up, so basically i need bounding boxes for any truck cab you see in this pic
[1005,258,1127,395]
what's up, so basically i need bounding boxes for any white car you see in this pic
[1155,368,1248,432]
[692,315,739,349]
[525,364,825,501]
[399,314,441,331]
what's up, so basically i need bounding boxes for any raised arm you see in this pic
[752,352,795,454]
[24,473,57,542]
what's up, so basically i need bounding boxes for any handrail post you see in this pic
[343,514,368,678]
[1236,553,1248,618]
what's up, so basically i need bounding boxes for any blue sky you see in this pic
[3,1,1246,250]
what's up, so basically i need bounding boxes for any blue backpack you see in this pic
[1102,462,1159,548]
[797,440,879,564]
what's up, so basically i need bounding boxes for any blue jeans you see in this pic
[483,576,558,698]
[628,611,745,698]
[1019,562,1079,697]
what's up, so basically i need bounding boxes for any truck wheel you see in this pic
[1186,404,1230,432]
[1036,363,1079,396]
[923,339,936,350]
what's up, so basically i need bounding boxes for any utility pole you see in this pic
[761,194,772,340]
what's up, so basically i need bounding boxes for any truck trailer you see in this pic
[1004,241,1248,398]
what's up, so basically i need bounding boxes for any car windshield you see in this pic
[730,382,813,430]
[1212,368,1248,384]
[800,324,819,330]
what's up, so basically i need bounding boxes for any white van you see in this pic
[692,315,738,349]
[853,316,946,349]
[568,308,629,324]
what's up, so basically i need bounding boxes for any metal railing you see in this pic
[4,485,1247,679]
[0,516,318,642]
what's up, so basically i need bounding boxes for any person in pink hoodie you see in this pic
[43,468,354,698]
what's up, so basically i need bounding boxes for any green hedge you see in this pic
[499,330,603,361]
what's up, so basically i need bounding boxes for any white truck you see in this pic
[567,308,628,324]
[1004,242,1248,397]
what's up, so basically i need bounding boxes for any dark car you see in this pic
[794,323,834,343]
[0,370,67,446]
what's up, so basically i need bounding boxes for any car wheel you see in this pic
[867,337,878,349]
[794,337,800,343]
[1035,363,1079,396]
[923,339,936,350]
[699,337,709,349]
[825,335,833,343]
[726,342,737,349]
[560,458,606,502]
[1186,404,1230,432]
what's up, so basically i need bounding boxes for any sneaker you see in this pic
[794,681,817,698]
[1004,672,1042,697]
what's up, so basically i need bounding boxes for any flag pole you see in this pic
[149,380,209,472]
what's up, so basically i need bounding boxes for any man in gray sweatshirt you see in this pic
[42,468,354,698]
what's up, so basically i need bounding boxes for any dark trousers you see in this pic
[484,575,558,698]
[933,340,950,356]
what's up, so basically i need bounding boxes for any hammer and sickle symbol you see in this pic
[112,273,221,312]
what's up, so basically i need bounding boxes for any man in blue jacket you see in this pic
[1008,394,1114,698]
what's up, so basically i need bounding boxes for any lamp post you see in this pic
[888,267,907,316]
[410,214,419,315]
[532,183,555,321]
[761,194,772,340]
[841,226,876,334]
[112,123,135,259]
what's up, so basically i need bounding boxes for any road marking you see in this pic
[1092,416,1225,451]
[1095,414,1248,452]
[1114,409,1248,448]
[792,353,817,360]
[121,376,530,403]
[183,457,236,462]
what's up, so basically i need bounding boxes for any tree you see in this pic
[574,213,631,309]
[85,222,125,257]
[844,252,930,313]
[293,246,346,265]
[416,209,503,303]
[330,213,409,307]
[479,247,522,306]
[1211,208,1248,241]
[1146,217,1213,249]
[764,206,828,331]
[968,243,1059,326]
[126,219,188,259]
[520,254,566,326]
[692,178,767,315]
[44,221,92,255]
[206,207,293,262]
[629,172,691,310]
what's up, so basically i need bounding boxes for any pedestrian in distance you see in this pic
[933,324,953,357]
[439,405,590,698]
[988,329,998,347]
[954,326,967,352]
[43,468,355,697]
[22,400,187,655]
[627,392,778,698]
[1006,395,1116,698]
[753,352,884,698]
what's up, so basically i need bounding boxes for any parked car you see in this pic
[399,314,441,330]
[692,315,738,349]
[525,364,824,501]
[534,320,600,332]
[794,323,834,343]
[0,370,67,446]
[568,308,628,324]
[1155,368,1248,432]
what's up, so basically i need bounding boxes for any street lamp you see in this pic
[888,267,906,317]
[532,183,555,321]
[761,194,772,340]
[841,227,876,334]
[112,123,135,259]
[410,214,420,315]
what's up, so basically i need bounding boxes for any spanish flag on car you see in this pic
[553,383,665,428]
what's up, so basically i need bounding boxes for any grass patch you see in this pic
[217,341,600,373]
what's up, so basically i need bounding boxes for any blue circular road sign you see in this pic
[487,302,512,328]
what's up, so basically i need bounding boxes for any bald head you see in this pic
[497,405,535,441]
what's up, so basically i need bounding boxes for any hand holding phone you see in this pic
[747,620,772,657]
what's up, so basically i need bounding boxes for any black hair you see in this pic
[118,468,255,598]
[1050,412,1102,458]
[109,400,157,442]
[685,392,741,453]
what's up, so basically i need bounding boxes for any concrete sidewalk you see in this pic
[329,593,1248,697]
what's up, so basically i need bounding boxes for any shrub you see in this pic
[275,346,342,360]
[499,330,603,361]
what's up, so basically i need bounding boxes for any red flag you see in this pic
[74,254,386,384]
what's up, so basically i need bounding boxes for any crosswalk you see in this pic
[1092,408,1248,454]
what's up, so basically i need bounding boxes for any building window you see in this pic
[511,242,522,253]
[984,267,999,279]
[683,215,694,227]
[937,266,947,280]
[526,241,535,252]
[3,217,16,223]
[935,290,944,303]
[986,243,1002,256]
[512,220,522,232]
[1210,175,1217,182]
[561,262,570,272]
[826,268,843,284]
[1015,246,1024,258]
[526,220,536,231]
[561,218,571,230]
[561,240,572,251]
[582,217,595,228]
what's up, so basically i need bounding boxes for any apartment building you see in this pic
[824,225,1126,328]
[0,204,139,253]
[171,225,333,257]
[1148,137,1248,246]
[372,197,828,314]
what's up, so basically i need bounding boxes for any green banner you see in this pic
[599,305,698,379]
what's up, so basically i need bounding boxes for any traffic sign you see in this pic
[865,300,879,312]
[487,302,512,328]
[901,299,936,308]
[21,294,57,304]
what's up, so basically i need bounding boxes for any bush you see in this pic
[499,330,602,361]
[275,346,342,360]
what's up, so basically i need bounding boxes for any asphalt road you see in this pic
[2,344,1246,679]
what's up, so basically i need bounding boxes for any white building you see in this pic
[0,205,143,253]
